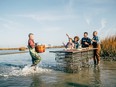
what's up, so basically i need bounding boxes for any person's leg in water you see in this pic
[31,57,37,71]
[30,51,41,71]
[31,56,41,71]
[93,50,97,65]
[96,49,100,65]
[96,44,101,65]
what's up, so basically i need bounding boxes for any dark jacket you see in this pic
[81,37,91,48]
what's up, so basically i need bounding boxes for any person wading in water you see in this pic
[92,31,101,65]
[28,33,41,70]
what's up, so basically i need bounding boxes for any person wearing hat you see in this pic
[28,33,41,70]
[81,32,91,48]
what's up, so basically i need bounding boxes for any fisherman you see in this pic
[92,31,101,65]
[28,33,41,70]
[66,34,80,49]
[81,32,91,48]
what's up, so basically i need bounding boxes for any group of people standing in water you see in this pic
[63,31,101,65]
[28,31,101,71]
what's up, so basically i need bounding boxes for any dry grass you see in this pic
[101,35,116,58]
[19,47,27,51]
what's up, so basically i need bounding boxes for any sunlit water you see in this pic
[0,48,116,87]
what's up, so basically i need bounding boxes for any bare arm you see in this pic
[72,43,75,48]
[66,33,70,39]
[62,42,66,47]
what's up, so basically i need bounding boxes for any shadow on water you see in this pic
[29,74,90,87]
[92,65,101,87]
[30,75,43,87]
[66,82,89,87]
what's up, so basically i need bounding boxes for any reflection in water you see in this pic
[30,75,43,87]
[66,82,89,87]
[92,66,101,87]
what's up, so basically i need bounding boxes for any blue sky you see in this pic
[0,0,116,47]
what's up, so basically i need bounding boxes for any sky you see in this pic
[0,0,116,47]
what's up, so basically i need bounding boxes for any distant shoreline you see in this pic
[0,51,28,55]
[0,46,64,51]
[0,46,64,55]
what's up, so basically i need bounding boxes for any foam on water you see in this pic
[0,65,52,77]
[22,65,52,76]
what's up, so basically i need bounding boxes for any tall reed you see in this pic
[101,35,116,58]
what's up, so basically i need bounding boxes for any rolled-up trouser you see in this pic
[29,48,41,65]
[93,44,101,65]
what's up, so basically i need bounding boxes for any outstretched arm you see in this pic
[62,42,67,48]
[66,33,70,39]
[62,42,66,46]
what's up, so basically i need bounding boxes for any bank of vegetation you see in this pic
[101,35,116,60]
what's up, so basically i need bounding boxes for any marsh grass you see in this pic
[101,35,116,59]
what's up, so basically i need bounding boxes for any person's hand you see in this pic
[62,42,64,44]
[92,40,96,42]
[66,34,69,37]
[62,42,65,46]
[35,43,38,46]
[85,42,88,45]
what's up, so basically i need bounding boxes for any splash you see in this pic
[21,65,52,76]
[0,65,52,77]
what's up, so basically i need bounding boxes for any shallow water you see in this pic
[0,48,116,87]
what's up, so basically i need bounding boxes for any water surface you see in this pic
[0,48,116,87]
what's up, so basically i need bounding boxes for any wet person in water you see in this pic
[92,31,101,65]
[28,33,41,70]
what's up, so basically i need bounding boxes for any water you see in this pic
[0,48,116,87]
